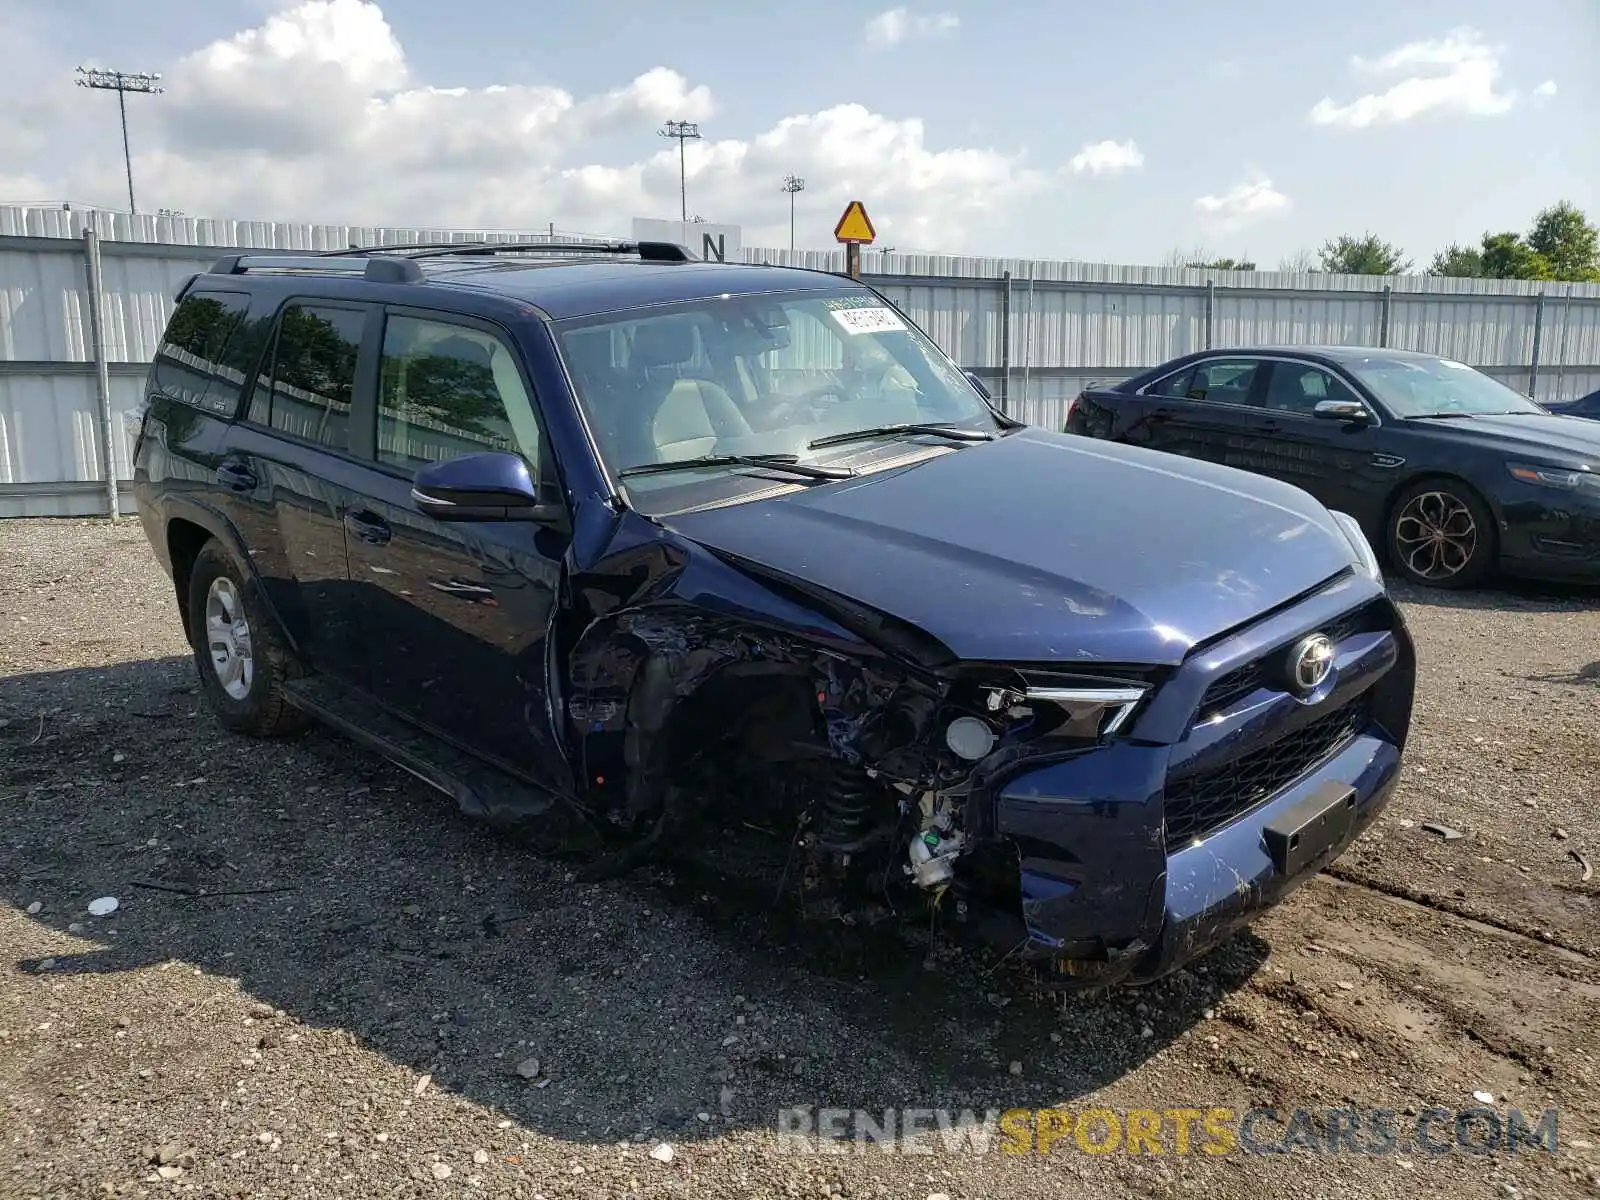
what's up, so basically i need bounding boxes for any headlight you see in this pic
[1507,462,1600,491]
[1329,510,1381,581]
[979,682,1149,742]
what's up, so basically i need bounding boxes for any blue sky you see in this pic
[0,0,1593,265]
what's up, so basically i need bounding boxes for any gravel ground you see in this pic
[2,518,1598,1200]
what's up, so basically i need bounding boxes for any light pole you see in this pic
[781,175,805,252]
[658,120,702,228]
[75,66,164,215]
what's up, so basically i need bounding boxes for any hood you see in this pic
[664,428,1360,666]
[1408,412,1600,461]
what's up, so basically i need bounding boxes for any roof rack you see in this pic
[401,240,698,263]
[323,241,490,257]
[208,253,423,283]
[205,239,700,285]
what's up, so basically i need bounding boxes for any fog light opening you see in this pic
[945,715,997,761]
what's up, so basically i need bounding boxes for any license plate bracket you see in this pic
[1263,780,1358,875]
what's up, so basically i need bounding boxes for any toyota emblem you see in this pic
[1286,633,1335,694]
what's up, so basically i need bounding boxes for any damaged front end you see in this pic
[560,528,1412,990]
[560,543,1164,976]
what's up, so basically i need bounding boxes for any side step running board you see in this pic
[282,675,554,828]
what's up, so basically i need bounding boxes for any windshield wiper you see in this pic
[617,453,856,481]
[807,422,996,450]
[1409,412,1481,420]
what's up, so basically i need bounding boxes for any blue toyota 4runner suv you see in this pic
[132,241,1415,986]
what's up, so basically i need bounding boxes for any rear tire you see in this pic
[186,539,308,736]
[1384,479,1496,589]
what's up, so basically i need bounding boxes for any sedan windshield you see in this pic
[553,288,1002,512]
[1343,355,1546,419]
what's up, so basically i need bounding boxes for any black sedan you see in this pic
[1065,346,1600,588]
[1544,387,1600,421]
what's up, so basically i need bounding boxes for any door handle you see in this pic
[215,461,257,492]
[427,577,496,602]
[343,509,392,546]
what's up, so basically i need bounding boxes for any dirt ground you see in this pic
[2,518,1597,1200]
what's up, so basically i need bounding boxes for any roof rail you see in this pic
[203,239,699,285]
[403,240,698,263]
[324,241,489,256]
[208,253,423,284]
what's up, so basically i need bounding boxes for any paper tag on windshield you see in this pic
[830,306,906,336]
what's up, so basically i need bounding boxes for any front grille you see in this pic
[1196,602,1381,720]
[1163,696,1370,845]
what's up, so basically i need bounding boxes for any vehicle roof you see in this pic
[427,259,854,320]
[1203,345,1447,364]
[1111,344,1452,390]
[213,256,864,322]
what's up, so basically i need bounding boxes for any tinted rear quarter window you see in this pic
[249,304,366,452]
[152,291,253,414]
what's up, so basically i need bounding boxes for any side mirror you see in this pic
[1313,399,1372,425]
[411,451,564,524]
[964,370,993,402]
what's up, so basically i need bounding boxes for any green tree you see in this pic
[1187,256,1256,271]
[1526,201,1600,281]
[1479,232,1552,280]
[1427,242,1485,277]
[1317,233,1413,276]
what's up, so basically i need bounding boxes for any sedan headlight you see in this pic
[1329,509,1381,581]
[1507,462,1600,491]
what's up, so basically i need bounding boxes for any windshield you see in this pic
[553,288,1001,512]
[1343,355,1546,419]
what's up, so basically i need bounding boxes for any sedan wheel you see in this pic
[1387,483,1494,588]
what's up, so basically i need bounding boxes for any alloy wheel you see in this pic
[204,576,255,701]
[1393,490,1479,582]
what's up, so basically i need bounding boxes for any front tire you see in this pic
[186,539,308,736]
[1385,480,1496,589]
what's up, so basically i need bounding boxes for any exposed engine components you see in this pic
[907,827,966,889]
[904,791,966,890]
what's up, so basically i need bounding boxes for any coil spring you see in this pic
[815,761,883,854]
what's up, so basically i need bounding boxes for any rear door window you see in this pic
[249,304,366,452]
[1147,367,1196,397]
[1185,358,1262,405]
[152,291,251,414]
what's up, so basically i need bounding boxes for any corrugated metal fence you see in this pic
[749,248,1600,428]
[4,204,1599,517]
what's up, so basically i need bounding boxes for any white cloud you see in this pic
[1069,139,1144,176]
[1533,79,1558,98]
[15,0,1047,251]
[863,7,960,50]
[1309,27,1517,128]
[1194,176,1291,234]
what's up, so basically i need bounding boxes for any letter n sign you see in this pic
[702,233,726,262]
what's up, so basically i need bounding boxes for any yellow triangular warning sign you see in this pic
[833,200,876,245]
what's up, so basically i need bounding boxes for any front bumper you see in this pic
[962,571,1415,987]
[1498,488,1600,583]
[1125,731,1398,983]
